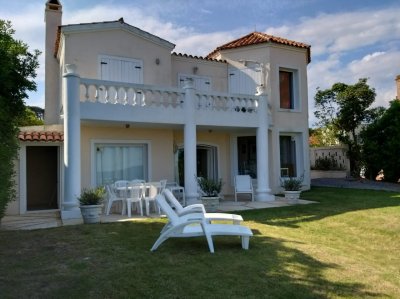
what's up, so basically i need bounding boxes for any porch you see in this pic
[1,197,315,230]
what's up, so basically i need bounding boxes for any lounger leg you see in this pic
[150,234,169,251]
[205,233,215,253]
[241,236,250,250]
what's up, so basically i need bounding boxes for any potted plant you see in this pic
[197,177,223,212]
[78,186,106,224]
[281,174,304,201]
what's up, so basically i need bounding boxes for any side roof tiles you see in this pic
[207,31,311,63]
[18,131,64,142]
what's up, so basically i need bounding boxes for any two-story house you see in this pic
[7,0,311,221]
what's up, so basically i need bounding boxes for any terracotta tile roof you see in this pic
[18,131,64,142]
[172,52,226,63]
[207,31,311,63]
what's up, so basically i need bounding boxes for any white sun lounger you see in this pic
[162,189,243,224]
[151,194,253,253]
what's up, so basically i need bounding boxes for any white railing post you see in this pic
[62,64,82,220]
[256,85,275,201]
[183,78,199,204]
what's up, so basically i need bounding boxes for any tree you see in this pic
[17,107,44,126]
[0,20,40,219]
[361,100,400,182]
[309,124,340,147]
[314,78,382,176]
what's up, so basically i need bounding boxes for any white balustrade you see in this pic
[79,78,261,115]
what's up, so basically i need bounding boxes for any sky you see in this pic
[1,0,400,126]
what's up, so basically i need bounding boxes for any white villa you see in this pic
[6,0,312,220]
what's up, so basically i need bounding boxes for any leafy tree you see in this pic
[17,107,44,126]
[361,100,400,182]
[314,78,382,176]
[309,124,339,147]
[0,20,40,219]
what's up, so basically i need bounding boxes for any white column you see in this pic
[256,86,275,201]
[183,78,199,204]
[61,64,82,220]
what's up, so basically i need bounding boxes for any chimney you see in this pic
[396,75,400,100]
[44,0,62,124]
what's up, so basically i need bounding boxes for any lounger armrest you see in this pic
[180,212,206,222]
[179,204,206,215]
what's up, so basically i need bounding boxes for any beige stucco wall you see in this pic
[80,125,175,189]
[62,29,173,86]
[171,55,228,92]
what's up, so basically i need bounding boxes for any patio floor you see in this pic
[1,197,316,230]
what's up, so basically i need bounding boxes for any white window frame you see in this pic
[98,54,143,84]
[178,73,212,91]
[278,133,303,179]
[278,67,300,111]
[90,139,151,186]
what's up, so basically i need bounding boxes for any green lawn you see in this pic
[1,187,399,298]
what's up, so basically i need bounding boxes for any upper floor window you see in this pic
[99,55,143,84]
[279,68,299,110]
[178,74,211,92]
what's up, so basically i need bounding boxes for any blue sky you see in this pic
[1,0,399,126]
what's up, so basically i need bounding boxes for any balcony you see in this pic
[78,78,262,128]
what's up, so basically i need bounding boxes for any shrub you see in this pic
[78,187,105,205]
[281,175,304,191]
[197,177,223,197]
[313,156,344,170]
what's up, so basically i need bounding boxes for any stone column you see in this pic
[256,86,275,201]
[61,64,82,220]
[183,78,199,204]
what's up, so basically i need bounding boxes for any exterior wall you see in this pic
[171,55,228,92]
[217,43,310,191]
[5,159,20,215]
[396,75,400,99]
[80,125,175,189]
[310,146,350,171]
[61,29,173,86]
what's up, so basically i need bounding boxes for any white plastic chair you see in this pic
[151,193,253,253]
[105,184,126,215]
[126,182,143,217]
[143,182,162,216]
[234,175,254,202]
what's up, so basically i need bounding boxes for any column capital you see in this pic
[64,64,80,77]
[182,78,194,89]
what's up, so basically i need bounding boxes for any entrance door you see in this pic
[26,146,58,210]
[176,145,218,186]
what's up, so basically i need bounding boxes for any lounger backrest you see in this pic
[162,189,183,214]
[155,194,180,225]
[235,175,252,191]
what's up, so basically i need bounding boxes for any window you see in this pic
[99,55,143,84]
[228,66,262,95]
[178,74,211,91]
[237,136,257,178]
[279,70,293,109]
[280,136,297,177]
[95,143,148,186]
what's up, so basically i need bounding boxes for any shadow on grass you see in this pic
[243,186,400,228]
[0,219,384,298]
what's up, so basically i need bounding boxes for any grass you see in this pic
[1,187,400,298]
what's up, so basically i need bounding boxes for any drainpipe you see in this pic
[256,85,275,201]
[183,78,199,204]
[61,64,82,220]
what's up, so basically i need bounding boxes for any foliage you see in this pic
[197,177,223,197]
[17,106,44,126]
[309,124,339,147]
[312,156,345,171]
[0,20,40,219]
[77,187,106,206]
[2,188,400,298]
[361,99,400,182]
[280,174,304,191]
[314,78,381,176]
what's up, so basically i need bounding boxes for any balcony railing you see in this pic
[79,78,259,114]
